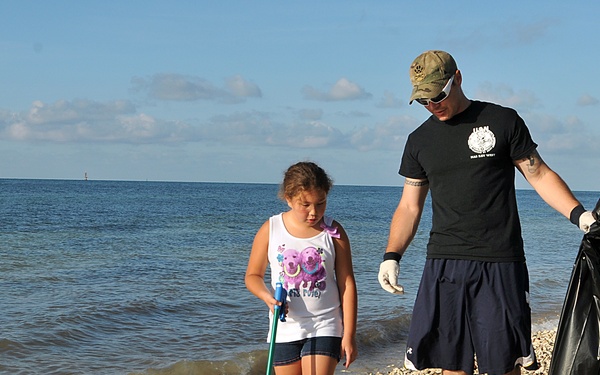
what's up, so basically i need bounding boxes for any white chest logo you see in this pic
[468,126,496,154]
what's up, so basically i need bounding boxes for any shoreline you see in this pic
[372,328,557,375]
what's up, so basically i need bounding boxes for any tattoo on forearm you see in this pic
[405,179,429,187]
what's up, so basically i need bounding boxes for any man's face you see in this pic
[417,72,462,121]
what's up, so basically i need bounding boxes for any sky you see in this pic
[1,1,599,191]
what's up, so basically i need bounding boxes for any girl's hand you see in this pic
[264,295,279,314]
[264,295,289,316]
[340,335,357,368]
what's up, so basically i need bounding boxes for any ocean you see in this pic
[1,179,597,375]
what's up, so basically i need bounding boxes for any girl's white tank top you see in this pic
[267,213,343,342]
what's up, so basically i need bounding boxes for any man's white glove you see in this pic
[579,211,596,234]
[571,204,597,234]
[378,259,404,294]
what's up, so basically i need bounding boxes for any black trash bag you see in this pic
[548,198,600,375]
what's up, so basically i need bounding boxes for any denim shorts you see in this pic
[273,336,342,366]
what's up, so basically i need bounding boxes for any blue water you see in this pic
[1,179,597,375]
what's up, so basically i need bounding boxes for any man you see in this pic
[377,50,596,375]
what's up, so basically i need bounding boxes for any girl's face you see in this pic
[286,189,327,228]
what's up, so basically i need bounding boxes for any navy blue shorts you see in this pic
[405,259,539,375]
[273,336,341,366]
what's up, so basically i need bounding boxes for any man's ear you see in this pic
[453,70,462,86]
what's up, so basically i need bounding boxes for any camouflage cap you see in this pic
[409,50,457,104]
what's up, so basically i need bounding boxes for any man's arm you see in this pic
[385,178,429,257]
[378,178,429,294]
[513,150,580,218]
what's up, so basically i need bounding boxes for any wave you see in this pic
[128,350,269,375]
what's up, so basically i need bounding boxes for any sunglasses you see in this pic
[416,75,454,106]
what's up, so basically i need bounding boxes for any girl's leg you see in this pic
[301,354,338,375]
[274,360,302,375]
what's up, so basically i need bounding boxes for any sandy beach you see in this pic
[372,328,557,375]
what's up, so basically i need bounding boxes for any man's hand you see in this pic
[579,211,596,233]
[378,259,404,294]
[571,204,598,234]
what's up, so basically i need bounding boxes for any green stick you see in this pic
[266,282,286,375]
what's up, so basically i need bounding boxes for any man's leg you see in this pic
[442,367,519,375]
[442,370,468,375]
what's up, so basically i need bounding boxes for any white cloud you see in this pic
[511,19,557,45]
[474,82,539,109]
[131,74,222,101]
[302,78,372,101]
[376,91,403,108]
[226,75,262,98]
[525,113,597,155]
[298,108,324,120]
[0,99,187,143]
[130,73,262,103]
[436,19,556,50]
[200,112,346,148]
[266,121,346,148]
[25,99,135,125]
[349,115,418,152]
[577,94,599,106]
[9,97,594,160]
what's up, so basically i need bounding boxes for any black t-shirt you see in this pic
[400,101,537,261]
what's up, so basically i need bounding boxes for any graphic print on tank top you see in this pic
[277,244,327,293]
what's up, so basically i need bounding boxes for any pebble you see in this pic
[370,328,557,375]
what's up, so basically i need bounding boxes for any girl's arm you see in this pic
[333,222,358,368]
[245,220,278,313]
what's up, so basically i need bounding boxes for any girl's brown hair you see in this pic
[278,161,333,200]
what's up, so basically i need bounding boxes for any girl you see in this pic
[245,161,358,375]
